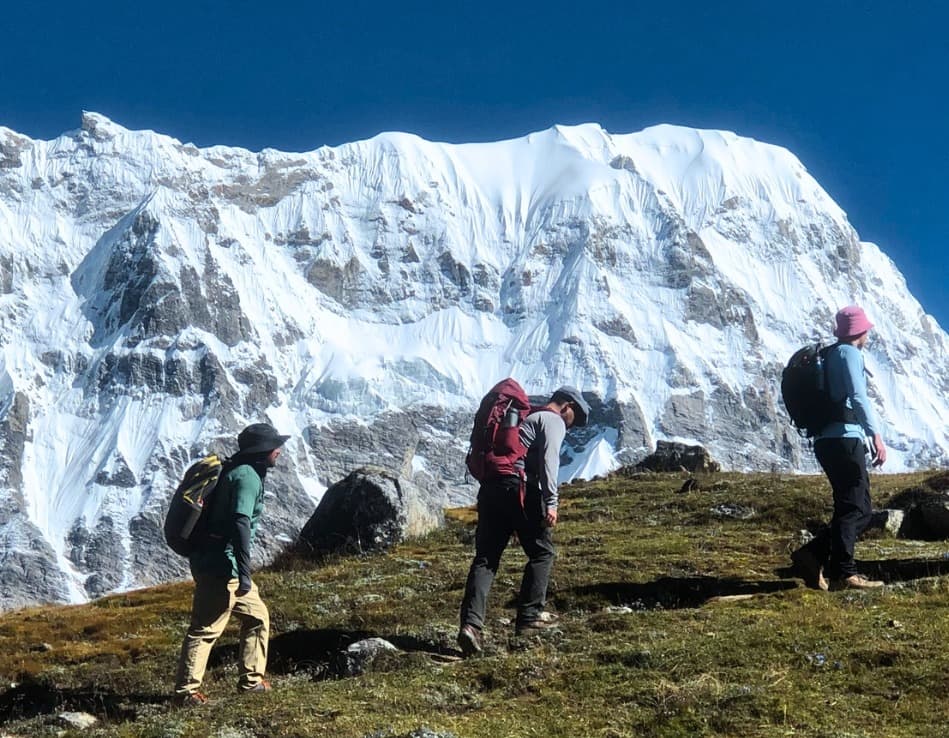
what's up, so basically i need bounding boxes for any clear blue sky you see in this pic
[3,1,946,328]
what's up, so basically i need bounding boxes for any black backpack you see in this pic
[163,454,230,556]
[780,343,855,437]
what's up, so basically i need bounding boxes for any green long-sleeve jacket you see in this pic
[188,463,265,580]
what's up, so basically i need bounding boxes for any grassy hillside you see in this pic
[2,470,949,738]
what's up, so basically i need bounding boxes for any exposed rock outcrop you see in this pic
[297,467,445,556]
[629,441,721,474]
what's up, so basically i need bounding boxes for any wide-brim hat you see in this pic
[833,305,874,339]
[238,423,290,454]
[554,385,590,427]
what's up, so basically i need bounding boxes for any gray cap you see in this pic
[553,386,590,427]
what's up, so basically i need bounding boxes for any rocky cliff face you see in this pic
[0,112,946,609]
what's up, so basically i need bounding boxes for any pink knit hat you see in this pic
[833,305,874,339]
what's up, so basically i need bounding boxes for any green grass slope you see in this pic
[2,470,949,738]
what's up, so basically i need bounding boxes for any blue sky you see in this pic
[2,1,946,328]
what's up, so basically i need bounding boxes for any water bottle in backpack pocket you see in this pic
[466,378,532,481]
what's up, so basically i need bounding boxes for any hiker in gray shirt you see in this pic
[458,386,590,656]
[518,410,568,525]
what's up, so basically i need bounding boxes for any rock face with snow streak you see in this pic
[0,112,947,609]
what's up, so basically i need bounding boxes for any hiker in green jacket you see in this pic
[174,423,289,706]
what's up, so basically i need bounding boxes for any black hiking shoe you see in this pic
[457,624,483,656]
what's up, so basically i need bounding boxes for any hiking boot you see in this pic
[238,679,272,693]
[536,611,559,623]
[790,548,829,592]
[175,691,209,707]
[515,617,559,636]
[457,624,483,656]
[833,574,884,590]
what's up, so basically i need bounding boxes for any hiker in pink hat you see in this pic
[833,305,875,341]
[792,304,887,592]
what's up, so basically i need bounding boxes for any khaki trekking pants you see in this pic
[174,576,270,694]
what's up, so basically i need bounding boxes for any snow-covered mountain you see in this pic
[1,112,947,610]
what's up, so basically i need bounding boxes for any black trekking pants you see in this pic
[459,477,555,630]
[807,437,872,579]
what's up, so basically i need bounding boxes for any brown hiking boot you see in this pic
[833,574,884,590]
[791,548,829,592]
[457,624,483,656]
[175,691,209,707]
[239,679,272,693]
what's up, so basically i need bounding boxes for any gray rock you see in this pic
[340,637,399,677]
[710,503,757,520]
[298,467,444,556]
[881,476,949,539]
[0,506,71,609]
[0,391,29,495]
[67,515,125,598]
[363,729,458,738]
[659,392,707,440]
[685,281,758,341]
[870,509,907,537]
[57,711,98,729]
[633,441,721,473]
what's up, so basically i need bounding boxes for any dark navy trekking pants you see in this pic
[807,437,872,579]
[459,476,555,630]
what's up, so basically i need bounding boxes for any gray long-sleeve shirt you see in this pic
[517,410,567,510]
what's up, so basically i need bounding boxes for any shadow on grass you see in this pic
[862,557,949,583]
[0,628,462,723]
[210,627,460,677]
[0,679,166,723]
[776,556,949,586]
[210,627,368,675]
[563,575,798,610]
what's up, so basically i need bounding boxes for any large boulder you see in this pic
[297,466,445,556]
[632,440,721,473]
[881,472,949,539]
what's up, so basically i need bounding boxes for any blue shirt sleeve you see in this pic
[838,345,881,437]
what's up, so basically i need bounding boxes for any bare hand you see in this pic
[872,434,887,467]
[545,508,558,527]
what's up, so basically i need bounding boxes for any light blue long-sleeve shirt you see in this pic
[815,342,882,441]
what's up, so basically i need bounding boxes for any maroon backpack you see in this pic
[465,378,533,482]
